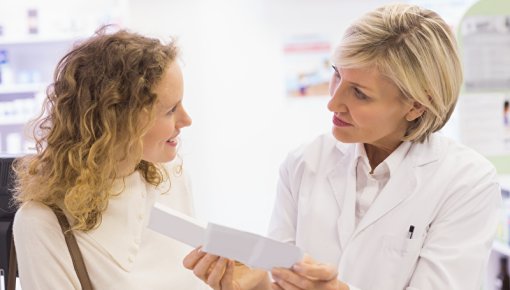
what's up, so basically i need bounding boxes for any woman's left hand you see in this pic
[270,255,349,290]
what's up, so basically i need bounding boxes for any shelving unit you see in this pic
[0,83,45,94]
[0,36,77,154]
[0,34,87,46]
[0,0,129,156]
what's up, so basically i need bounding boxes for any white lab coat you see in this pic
[268,133,502,290]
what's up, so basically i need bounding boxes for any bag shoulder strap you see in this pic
[7,233,17,290]
[52,206,93,290]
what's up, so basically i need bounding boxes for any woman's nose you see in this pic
[177,109,192,128]
[327,79,347,113]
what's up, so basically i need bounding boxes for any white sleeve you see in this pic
[13,202,81,290]
[407,167,501,289]
[267,153,302,244]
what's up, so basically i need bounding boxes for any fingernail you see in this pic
[292,264,302,271]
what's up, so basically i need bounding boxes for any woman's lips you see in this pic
[166,137,178,147]
[332,115,353,127]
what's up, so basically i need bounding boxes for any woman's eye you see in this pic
[167,105,178,115]
[331,65,341,80]
[354,87,369,100]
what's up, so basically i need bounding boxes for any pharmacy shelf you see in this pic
[0,120,28,126]
[0,83,46,95]
[493,240,510,256]
[0,34,83,45]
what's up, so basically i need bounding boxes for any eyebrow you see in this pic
[350,81,371,91]
[332,65,373,92]
[167,100,181,110]
[158,99,181,112]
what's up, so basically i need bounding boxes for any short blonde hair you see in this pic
[334,3,462,142]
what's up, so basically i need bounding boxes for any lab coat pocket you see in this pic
[374,235,424,290]
[384,234,423,256]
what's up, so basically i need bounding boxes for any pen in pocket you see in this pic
[0,269,4,290]
[407,225,415,239]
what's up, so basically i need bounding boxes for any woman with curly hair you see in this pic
[12,27,195,289]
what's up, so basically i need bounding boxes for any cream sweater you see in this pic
[14,163,201,290]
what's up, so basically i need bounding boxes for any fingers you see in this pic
[271,282,285,290]
[272,267,314,289]
[183,247,206,269]
[222,260,235,283]
[273,278,303,290]
[183,248,238,290]
[220,260,236,290]
[301,254,316,264]
[272,263,345,290]
[292,262,338,281]
[207,257,229,288]
[192,253,220,281]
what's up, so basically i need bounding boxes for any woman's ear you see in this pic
[405,101,426,122]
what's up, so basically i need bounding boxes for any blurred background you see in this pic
[0,0,482,233]
[1,1,510,288]
[2,0,481,231]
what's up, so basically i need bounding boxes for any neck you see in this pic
[364,141,402,171]
[116,158,137,178]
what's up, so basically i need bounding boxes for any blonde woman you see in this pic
[184,3,501,290]
[13,28,198,289]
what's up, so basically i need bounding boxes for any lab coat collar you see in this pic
[409,133,445,167]
[355,142,412,178]
[302,134,346,174]
[335,139,350,155]
[326,133,446,248]
[352,134,446,238]
[327,142,357,250]
[329,133,444,170]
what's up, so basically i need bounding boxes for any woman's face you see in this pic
[141,61,192,163]
[327,65,420,151]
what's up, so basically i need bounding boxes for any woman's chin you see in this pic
[141,152,177,164]
[332,129,356,143]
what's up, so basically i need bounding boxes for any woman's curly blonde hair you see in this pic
[13,27,179,232]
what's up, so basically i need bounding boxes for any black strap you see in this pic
[7,235,17,290]
[52,207,94,290]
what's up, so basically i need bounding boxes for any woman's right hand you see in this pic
[183,247,241,290]
[271,255,348,290]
